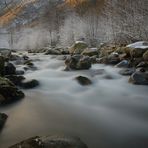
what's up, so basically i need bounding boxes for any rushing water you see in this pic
[0,54,148,148]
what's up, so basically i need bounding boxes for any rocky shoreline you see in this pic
[0,40,148,147]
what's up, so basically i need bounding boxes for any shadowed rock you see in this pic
[75,76,92,86]
[9,135,88,148]
[0,77,24,104]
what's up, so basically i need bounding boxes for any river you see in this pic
[0,53,148,148]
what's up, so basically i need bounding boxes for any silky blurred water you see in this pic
[0,54,148,148]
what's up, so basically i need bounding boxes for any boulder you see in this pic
[9,135,88,148]
[0,48,11,58]
[4,63,16,75]
[107,52,120,65]
[115,60,130,68]
[99,46,116,58]
[143,50,148,61]
[129,71,148,85]
[127,41,148,58]
[119,68,135,76]
[21,79,39,89]
[0,113,8,130]
[75,76,92,86]
[65,55,91,70]
[116,47,132,57]
[69,41,88,54]
[136,62,148,69]
[130,58,143,67]
[0,77,24,104]
[82,48,98,56]
[130,48,148,58]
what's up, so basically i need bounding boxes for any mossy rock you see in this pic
[0,77,24,104]
[130,48,148,58]
[99,46,116,58]
[69,41,88,54]
[115,47,132,56]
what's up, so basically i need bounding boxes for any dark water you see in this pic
[0,54,148,148]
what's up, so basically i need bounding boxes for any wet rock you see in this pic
[21,79,39,89]
[75,76,92,86]
[5,75,25,86]
[9,135,88,148]
[69,41,88,54]
[82,48,98,56]
[136,68,146,73]
[0,113,8,130]
[136,61,148,68]
[65,55,91,70]
[129,71,148,85]
[4,63,16,75]
[0,56,5,76]
[119,68,135,76]
[143,50,148,61]
[0,77,24,104]
[115,60,129,68]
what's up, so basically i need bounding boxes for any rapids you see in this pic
[0,54,148,148]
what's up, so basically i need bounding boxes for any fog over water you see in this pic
[0,54,148,148]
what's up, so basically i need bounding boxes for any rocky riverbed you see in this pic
[0,41,148,148]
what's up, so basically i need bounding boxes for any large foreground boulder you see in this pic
[65,55,91,70]
[9,135,88,148]
[0,113,8,130]
[0,77,24,104]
